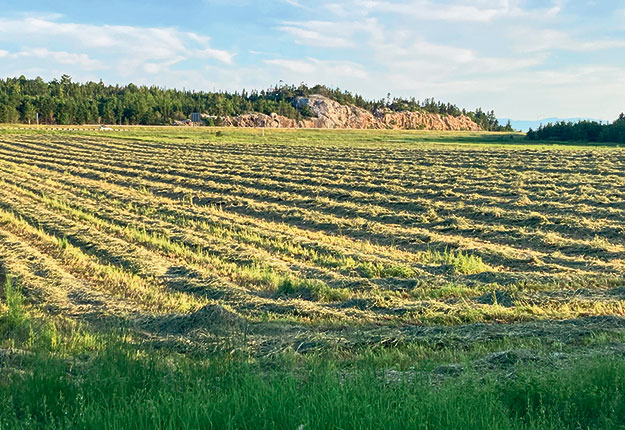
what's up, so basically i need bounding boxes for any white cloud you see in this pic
[196,48,234,64]
[0,16,234,77]
[278,25,354,48]
[27,49,102,70]
[0,48,104,71]
[510,28,625,52]
[323,0,563,22]
[291,17,546,80]
[277,19,377,48]
[264,58,369,80]
[283,0,306,8]
[276,11,545,79]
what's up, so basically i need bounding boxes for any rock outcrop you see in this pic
[296,95,379,129]
[221,112,299,128]
[375,110,481,131]
[218,95,481,131]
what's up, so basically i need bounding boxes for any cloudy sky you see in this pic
[1,0,624,120]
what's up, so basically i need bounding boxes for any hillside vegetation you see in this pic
[527,114,625,143]
[0,76,512,130]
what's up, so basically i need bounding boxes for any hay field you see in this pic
[0,127,624,353]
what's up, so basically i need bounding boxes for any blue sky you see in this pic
[1,0,624,120]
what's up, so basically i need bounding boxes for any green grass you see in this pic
[358,261,416,279]
[422,248,492,275]
[1,124,613,149]
[2,332,625,429]
[277,277,351,302]
[2,279,625,430]
[1,276,26,327]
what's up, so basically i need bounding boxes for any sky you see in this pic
[0,0,624,121]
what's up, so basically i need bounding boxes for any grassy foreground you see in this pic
[2,278,625,430]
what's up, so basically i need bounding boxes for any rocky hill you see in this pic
[219,95,481,131]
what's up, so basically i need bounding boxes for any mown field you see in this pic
[1,126,625,429]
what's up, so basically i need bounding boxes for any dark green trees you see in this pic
[526,115,625,143]
[0,75,508,130]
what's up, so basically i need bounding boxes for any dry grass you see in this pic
[0,128,623,352]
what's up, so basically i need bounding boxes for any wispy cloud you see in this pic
[264,58,369,80]
[3,48,104,70]
[283,0,306,8]
[510,27,625,52]
[0,16,234,76]
[323,0,562,22]
[618,9,625,28]
[278,25,353,48]
[277,20,376,48]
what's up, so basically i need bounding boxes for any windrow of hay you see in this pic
[0,131,623,350]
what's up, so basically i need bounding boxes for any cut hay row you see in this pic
[0,132,624,345]
[0,157,432,276]
[2,136,624,244]
[0,147,549,277]
[4,136,624,248]
[1,134,620,278]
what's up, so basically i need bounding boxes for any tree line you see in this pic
[526,114,625,143]
[0,75,511,131]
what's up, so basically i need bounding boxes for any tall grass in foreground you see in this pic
[2,279,625,430]
[1,342,625,430]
